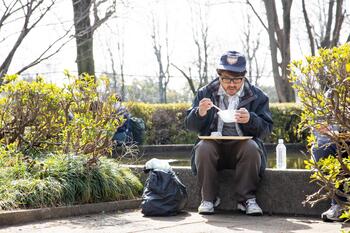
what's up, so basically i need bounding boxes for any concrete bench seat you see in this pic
[129,143,327,216]
[133,166,328,216]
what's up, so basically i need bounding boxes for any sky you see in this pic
[92,0,266,90]
[1,0,270,90]
[1,0,350,92]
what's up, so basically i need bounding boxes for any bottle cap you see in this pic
[278,139,284,144]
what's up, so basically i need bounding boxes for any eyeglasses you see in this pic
[220,76,244,84]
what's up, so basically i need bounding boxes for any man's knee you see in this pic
[195,140,218,164]
[240,140,260,157]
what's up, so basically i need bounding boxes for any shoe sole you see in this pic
[198,211,215,215]
[321,215,343,222]
[246,212,263,216]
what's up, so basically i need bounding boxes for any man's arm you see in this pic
[239,95,273,140]
[185,91,211,133]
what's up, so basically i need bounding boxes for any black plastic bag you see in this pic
[141,169,188,216]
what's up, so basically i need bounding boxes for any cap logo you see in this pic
[227,55,238,65]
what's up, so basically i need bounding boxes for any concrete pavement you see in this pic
[1,209,349,233]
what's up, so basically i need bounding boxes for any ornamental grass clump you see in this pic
[290,43,350,220]
[0,73,143,210]
[0,154,142,209]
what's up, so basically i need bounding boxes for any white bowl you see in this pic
[218,109,237,123]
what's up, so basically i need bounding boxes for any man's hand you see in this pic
[235,108,250,124]
[198,98,213,117]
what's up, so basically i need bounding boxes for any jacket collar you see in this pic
[238,79,257,108]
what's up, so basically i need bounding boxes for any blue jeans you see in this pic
[312,142,337,162]
[312,141,346,203]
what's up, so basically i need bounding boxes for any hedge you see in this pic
[125,102,307,145]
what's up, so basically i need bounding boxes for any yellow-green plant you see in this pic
[0,73,121,157]
[290,43,350,220]
[0,73,143,210]
[0,75,66,153]
[61,72,121,156]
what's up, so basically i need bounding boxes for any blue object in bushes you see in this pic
[113,116,145,145]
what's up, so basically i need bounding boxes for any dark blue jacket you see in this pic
[185,78,273,175]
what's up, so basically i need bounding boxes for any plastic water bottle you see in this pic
[276,139,287,169]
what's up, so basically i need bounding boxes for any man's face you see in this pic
[218,71,245,96]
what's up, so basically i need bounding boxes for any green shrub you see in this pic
[0,73,120,156]
[269,103,305,143]
[290,43,350,220]
[125,102,305,144]
[0,73,143,210]
[0,154,142,210]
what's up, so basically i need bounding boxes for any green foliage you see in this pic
[61,73,120,156]
[0,73,143,210]
[0,73,120,156]
[125,102,305,144]
[269,103,305,143]
[290,43,350,219]
[0,154,142,210]
[126,102,198,144]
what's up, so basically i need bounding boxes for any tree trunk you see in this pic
[72,0,95,77]
[302,0,345,54]
[151,15,168,103]
[120,64,125,101]
[263,0,295,102]
[330,0,344,47]
[242,15,262,86]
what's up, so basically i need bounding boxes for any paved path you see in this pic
[1,210,349,233]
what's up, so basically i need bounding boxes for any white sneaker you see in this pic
[198,201,214,214]
[321,204,343,222]
[213,197,221,208]
[198,197,221,214]
[237,198,263,216]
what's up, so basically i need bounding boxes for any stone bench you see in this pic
[133,166,329,216]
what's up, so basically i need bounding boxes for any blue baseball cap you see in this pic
[217,51,246,73]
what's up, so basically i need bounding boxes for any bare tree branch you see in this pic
[302,0,316,55]
[0,0,24,33]
[91,0,116,31]
[16,28,74,74]
[150,12,169,103]
[246,0,268,31]
[0,0,58,81]
[188,0,210,89]
[171,63,196,95]
[241,12,265,86]
[302,0,345,52]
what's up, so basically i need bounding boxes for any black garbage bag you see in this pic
[141,169,188,216]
